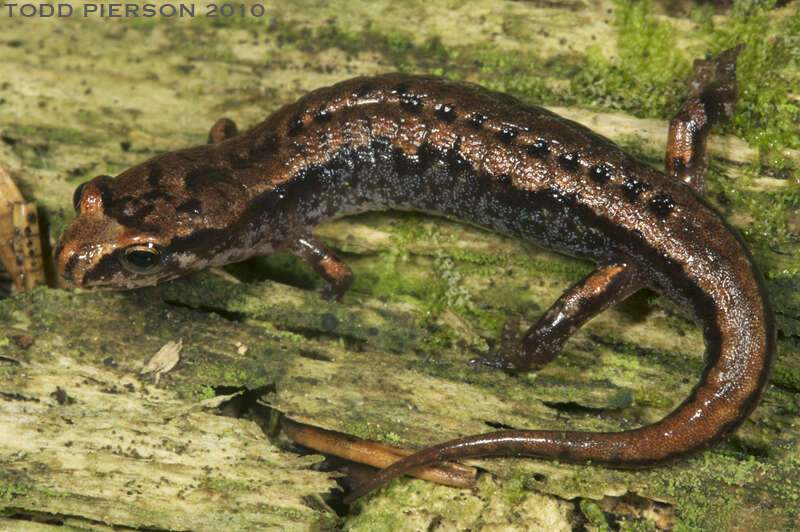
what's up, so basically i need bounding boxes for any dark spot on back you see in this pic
[26,212,36,224]
[356,84,374,98]
[288,115,304,136]
[497,127,516,144]
[416,142,435,171]
[370,136,392,154]
[302,164,334,185]
[399,94,422,113]
[648,194,675,218]
[392,143,430,176]
[621,177,650,201]
[313,107,332,123]
[448,139,470,174]
[393,148,415,175]
[184,167,232,189]
[105,200,160,233]
[590,165,613,184]
[526,140,549,159]
[557,153,581,173]
[327,144,356,175]
[178,198,202,215]
[435,104,456,123]
[351,144,373,171]
[391,82,410,95]
[470,113,487,129]
[147,164,163,187]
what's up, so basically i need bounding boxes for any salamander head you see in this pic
[54,152,267,289]
[54,172,187,289]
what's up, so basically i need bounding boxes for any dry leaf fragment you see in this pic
[140,338,183,385]
[0,164,46,293]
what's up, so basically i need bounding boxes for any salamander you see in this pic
[54,44,775,502]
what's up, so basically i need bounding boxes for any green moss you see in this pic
[772,367,800,393]
[501,470,529,505]
[608,387,634,410]
[381,213,440,243]
[261,504,309,520]
[3,123,102,169]
[714,173,790,251]
[358,246,443,307]
[571,0,799,180]
[0,481,30,502]
[709,0,800,164]
[344,422,411,446]
[263,16,449,71]
[580,498,610,529]
[571,0,688,118]
[417,322,456,354]
[448,248,507,266]
[179,383,216,401]
[646,454,800,530]
[514,252,593,282]
[633,389,673,408]
[380,432,403,446]
[0,478,71,505]
[194,364,254,386]
[265,328,307,344]
[6,124,102,147]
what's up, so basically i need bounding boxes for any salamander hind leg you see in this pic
[666,44,743,193]
[207,118,239,144]
[471,263,639,372]
[289,236,354,301]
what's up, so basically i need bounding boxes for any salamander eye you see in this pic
[72,182,88,212]
[120,243,167,275]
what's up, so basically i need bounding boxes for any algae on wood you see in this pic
[1,0,799,530]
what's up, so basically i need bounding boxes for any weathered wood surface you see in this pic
[1,1,799,530]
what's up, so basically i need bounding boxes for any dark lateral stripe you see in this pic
[84,249,124,286]
[161,141,770,463]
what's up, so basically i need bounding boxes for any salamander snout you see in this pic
[53,217,114,288]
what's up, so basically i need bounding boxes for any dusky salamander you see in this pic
[54,44,775,502]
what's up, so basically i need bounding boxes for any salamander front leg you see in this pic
[289,236,354,301]
[666,44,743,194]
[471,263,639,372]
